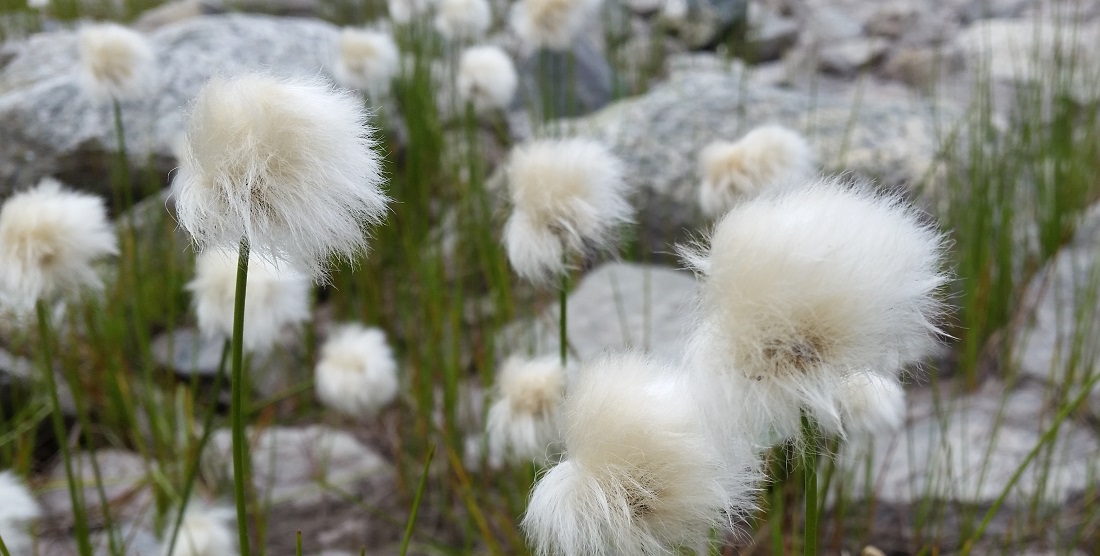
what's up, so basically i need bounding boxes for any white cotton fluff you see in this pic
[697,125,817,218]
[78,22,155,103]
[172,73,389,279]
[503,138,633,283]
[314,324,399,417]
[187,248,311,354]
[456,45,518,114]
[0,178,118,310]
[509,0,601,51]
[681,177,947,445]
[0,471,40,555]
[434,0,492,40]
[28,0,48,9]
[523,352,759,556]
[485,356,565,465]
[333,28,401,96]
[163,504,237,556]
[388,0,434,23]
[835,372,906,438]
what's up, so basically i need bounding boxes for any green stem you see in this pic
[400,444,435,556]
[0,529,11,556]
[36,301,94,556]
[166,339,231,556]
[231,239,252,556]
[801,412,819,556]
[559,272,568,367]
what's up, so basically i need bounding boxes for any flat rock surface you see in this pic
[505,262,698,364]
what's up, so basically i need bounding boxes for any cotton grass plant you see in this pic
[681,176,949,554]
[0,178,118,556]
[314,323,399,417]
[503,137,632,365]
[172,72,389,555]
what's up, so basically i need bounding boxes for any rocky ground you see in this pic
[2,0,1100,553]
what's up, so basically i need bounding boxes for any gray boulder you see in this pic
[504,262,698,364]
[561,58,956,254]
[0,14,342,199]
[1013,203,1100,410]
[838,379,1100,507]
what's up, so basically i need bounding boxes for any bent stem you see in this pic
[36,301,94,556]
[231,239,252,556]
[801,412,819,556]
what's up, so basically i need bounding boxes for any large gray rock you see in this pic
[517,39,614,121]
[1013,203,1100,410]
[838,379,1100,507]
[39,450,153,527]
[662,0,749,49]
[0,14,341,198]
[953,18,1100,106]
[562,58,956,253]
[506,262,698,363]
[205,425,393,506]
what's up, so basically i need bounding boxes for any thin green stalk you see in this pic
[0,530,11,556]
[230,239,252,556]
[165,340,230,556]
[400,444,435,556]
[36,301,94,556]
[801,412,819,556]
[295,530,302,556]
[559,273,568,367]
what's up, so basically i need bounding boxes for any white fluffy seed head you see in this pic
[835,372,906,438]
[0,178,118,310]
[78,23,155,103]
[435,0,492,40]
[486,356,565,465]
[523,352,758,556]
[509,0,600,51]
[503,138,633,283]
[333,28,400,96]
[28,0,48,9]
[697,125,817,218]
[187,248,311,354]
[0,471,40,555]
[388,0,434,23]
[164,504,237,556]
[682,177,948,443]
[172,73,389,279]
[456,45,518,114]
[314,324,399,417]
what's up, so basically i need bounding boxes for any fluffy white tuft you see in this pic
[456,45,518,114]
[0,178,118,310]
[435,0,492,40]
[388,0,434,23]
[28,0,48,9]
[503,138,633,283]
[187,248,311,354]
[486,356,565,465]
[835,372,906,438]
[523,352,758,556]
[509,0,601,51]
[682,177,948,445]
[314,324,399,417]
[697,125,816,218]
[78,22,155,103]
[333,28,400,96]
[0,471,40,555]
[172,73,389,278]
[163,504,237,556]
